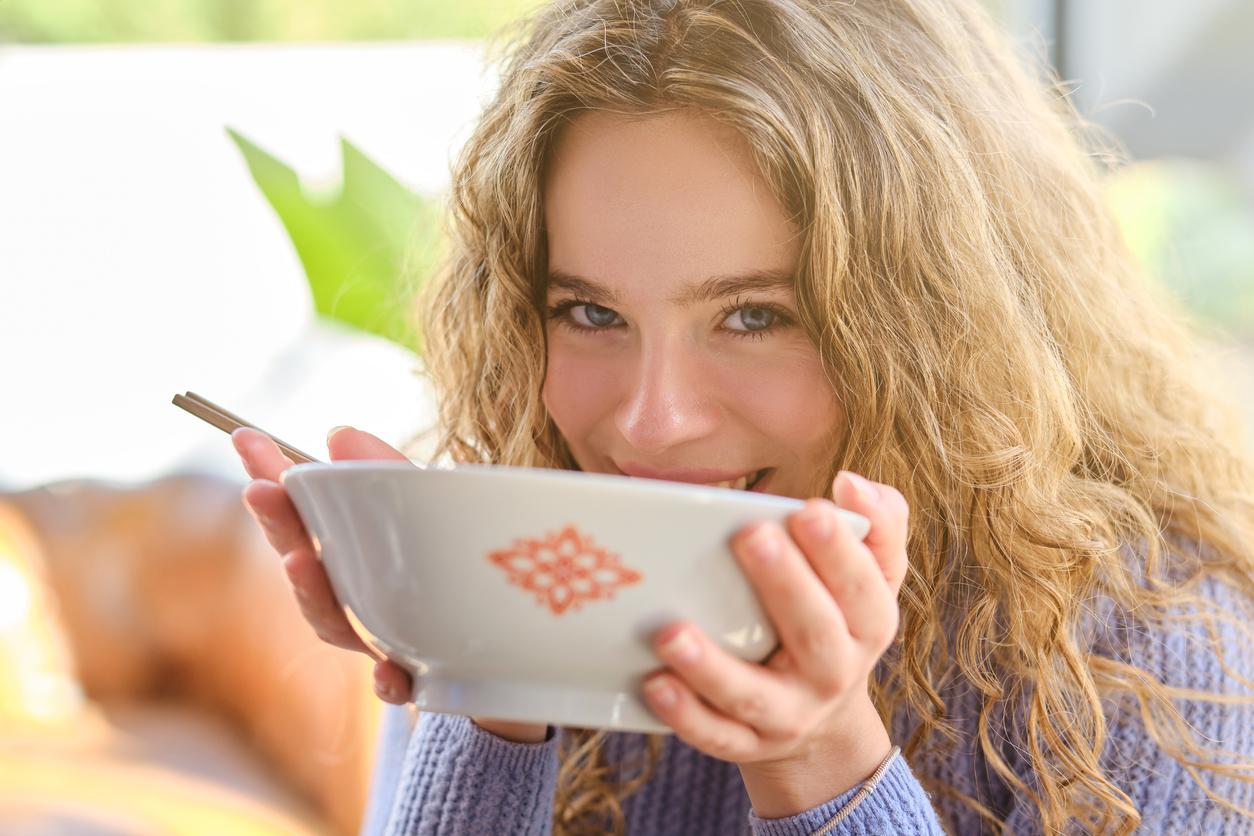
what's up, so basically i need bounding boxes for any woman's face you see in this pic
[541,110,843,499]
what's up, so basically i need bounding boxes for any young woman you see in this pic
[233,0,1254,832]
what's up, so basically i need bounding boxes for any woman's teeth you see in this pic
[705,469,764,491]
[707,475,750,491]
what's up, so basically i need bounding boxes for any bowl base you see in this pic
[410,672,671,735]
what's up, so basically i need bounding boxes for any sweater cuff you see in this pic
[747,753,944,835]
[383,711,561,836]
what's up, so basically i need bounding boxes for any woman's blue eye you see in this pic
[546,296,793,341]
[572,303,621,328]
[727,306,776,332]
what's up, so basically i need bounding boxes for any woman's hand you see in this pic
[232,425,416,704]
[232,425,550,743]
[639,470,909,817]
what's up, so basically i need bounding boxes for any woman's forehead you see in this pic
[543,110,800,300]
[544,110,767,211]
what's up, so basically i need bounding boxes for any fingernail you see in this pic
[374,679,397,702]
[373,668,397,701]
[742,524,779,563]
[643,677,677,707]
[797,504,833,541]
[327,425,353,443]
[839,471,879,505]
[659,629,700,664]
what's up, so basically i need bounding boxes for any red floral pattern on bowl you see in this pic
[488,525,643,615]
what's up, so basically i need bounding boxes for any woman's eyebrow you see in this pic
[545,268,794,307]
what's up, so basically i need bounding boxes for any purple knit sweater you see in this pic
[361,573,1254,834]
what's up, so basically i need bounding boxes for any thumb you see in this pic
[326,426,411,462]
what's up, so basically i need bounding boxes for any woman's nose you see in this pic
[613,339,720,455]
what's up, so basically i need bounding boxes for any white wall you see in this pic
[0,43,497,491]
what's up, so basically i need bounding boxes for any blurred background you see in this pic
[0,1,1251,834]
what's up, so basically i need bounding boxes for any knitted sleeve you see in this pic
[370,711,561,836]
[1004,572,1254,834]
[746,751,946,835]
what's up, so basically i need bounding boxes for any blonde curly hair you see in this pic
[403,0,1254,832]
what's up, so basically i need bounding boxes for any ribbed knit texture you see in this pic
[364,573,1254,835]
[382,713,560,835]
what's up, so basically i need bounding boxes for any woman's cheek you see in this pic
[712,345,842,445]
[543,341,622,437]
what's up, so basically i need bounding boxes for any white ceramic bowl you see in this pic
[281,461,869,734]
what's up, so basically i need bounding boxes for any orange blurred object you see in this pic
[0,472,383,835]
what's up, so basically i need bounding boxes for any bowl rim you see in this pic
[279,461,873,541]
[280,459,809,509]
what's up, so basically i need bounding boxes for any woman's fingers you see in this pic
[647,621,806,738]
[326,425,413,463]
[282,544,372,655]
[641,669,762,761]
[787,499,897,651]
[731,520,855,694]
[286,543,414,703]
[831,472,909,594]
[373,660,413,704]
[232,423,417,703]
[231,427,307,552]
[232,427,295,482]
[236,425,410,560]
[241,478,309,558]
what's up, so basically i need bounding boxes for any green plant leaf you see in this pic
[227,126,441,353]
